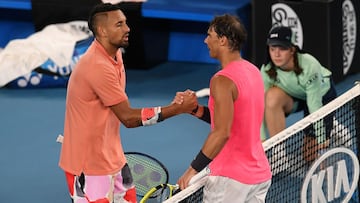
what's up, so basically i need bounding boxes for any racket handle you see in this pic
[189,167,210,185]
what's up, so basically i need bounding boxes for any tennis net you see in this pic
[164,82,360,203]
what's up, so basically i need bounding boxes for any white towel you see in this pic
[0,21,92,87]
[195,88,210,98]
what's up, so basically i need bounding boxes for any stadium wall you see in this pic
[0,0,251,68]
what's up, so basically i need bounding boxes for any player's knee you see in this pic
[265,92,281,109]
[265,87,291,110]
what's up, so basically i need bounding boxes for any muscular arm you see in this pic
[201,75,236,158]
[177,75,237,189]
[110,95,197,128]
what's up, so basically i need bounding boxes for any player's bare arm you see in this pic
[178,75,237,190]
[201,75,236,159]
[110,96,197,128]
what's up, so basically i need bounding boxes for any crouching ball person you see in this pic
[58,3,197,203]
[260,26,337,162]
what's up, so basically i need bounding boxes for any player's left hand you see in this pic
[177,166,198,190]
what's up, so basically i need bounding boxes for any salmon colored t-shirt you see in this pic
[59,40,128,176]
[209,60,272,184]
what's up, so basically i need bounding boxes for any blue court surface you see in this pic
[0,60,359,203]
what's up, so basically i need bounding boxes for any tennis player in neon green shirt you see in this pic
[260,26,337,162]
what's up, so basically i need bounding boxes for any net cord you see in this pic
[262,82,360,151]
[162,176,208,203]
[162,167,210,203]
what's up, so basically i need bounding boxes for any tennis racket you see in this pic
[139,183,179,203]
[139,166,210,203]
[125,151,170,202]
[56,135,209,202]
[56,135,171,201]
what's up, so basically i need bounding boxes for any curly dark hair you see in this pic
[208,14,247,52]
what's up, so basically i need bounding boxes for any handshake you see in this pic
[171,88,209,116]
[171,89,199,114]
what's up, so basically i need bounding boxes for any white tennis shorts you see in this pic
[203,176,271,203]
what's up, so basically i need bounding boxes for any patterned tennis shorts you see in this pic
[64,164,137,203]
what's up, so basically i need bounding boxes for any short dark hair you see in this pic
[208,14,247,52]
[88,3,120,35]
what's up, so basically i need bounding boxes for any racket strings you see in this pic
[125,152,169,197]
